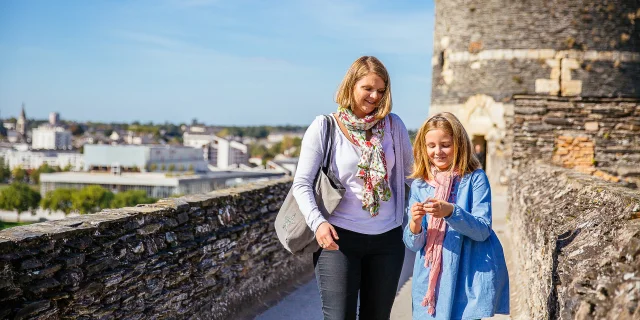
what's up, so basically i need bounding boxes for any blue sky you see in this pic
[0,0,434,129]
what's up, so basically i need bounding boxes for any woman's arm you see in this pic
[291,116,328,233]
[391,114,415,187]
[444,171,492,241]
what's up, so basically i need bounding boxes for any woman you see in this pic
[292,56,413,319]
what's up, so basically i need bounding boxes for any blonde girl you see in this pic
[403,112,509,319]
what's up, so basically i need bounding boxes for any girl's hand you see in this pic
[410,202,427,224]
[315,222,339,250]
[423,198,454,219]
[409,202,427,234]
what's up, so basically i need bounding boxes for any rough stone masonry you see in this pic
[0,178,310,320]
[509,164,640,319]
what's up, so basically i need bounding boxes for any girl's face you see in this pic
[425,129,454,170]
[352,73,385,118]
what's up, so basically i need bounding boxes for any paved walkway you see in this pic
[258,188,513,320]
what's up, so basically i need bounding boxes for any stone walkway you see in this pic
[258,188,514,320]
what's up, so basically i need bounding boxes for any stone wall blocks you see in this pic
[57,268,84,287]
[0,180,311,319]
[85,257,119,277]
[155,198,190,211]
[13,300,50,320]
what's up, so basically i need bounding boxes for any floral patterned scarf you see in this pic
[337,106,391,216]
[422,167,459,315]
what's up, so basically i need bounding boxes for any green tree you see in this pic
[110,190,156,209]
[30,163,56,184]
[0,158,11,183]
[168,164,176,172]
[188,164,194,172]
[11,167,27,183]
[149,163,158,171]
[40,188,75,215]
[71,185,114,214]
[69,123,84,136]
[62,163,73,172]
[0,182,42,221]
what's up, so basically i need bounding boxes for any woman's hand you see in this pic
[423,198,454,219]
[409,202,427,234]
[316,222,339,250]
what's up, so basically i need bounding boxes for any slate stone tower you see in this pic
[429,0,640,184]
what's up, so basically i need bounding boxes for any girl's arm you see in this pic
[291,116,328,233]
[403,181,427,252]
[444,171,492,241]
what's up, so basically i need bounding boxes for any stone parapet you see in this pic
[0,178,311,319]
[509,164,640,319]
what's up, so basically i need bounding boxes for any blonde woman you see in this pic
[404,112,509,319]
[292,56,413,319]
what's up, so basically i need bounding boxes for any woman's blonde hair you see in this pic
[410,112,481,181]
[335,56,392,120]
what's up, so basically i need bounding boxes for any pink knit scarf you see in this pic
[422,168,458,315]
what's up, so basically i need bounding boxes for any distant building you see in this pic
[211,137,248,169]
[267,132,304,144]
[267,156,299,176]
[40,170,285,198]
[0,149,83,170]
[49,112,60,126]
[125,131,154,145]
[3,121,15,131]
[16,104,28,141]
[183,133,248,169]
[31,125,72,150]
[83,145,208,173]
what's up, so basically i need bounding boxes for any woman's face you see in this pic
[425,129,454,170]
[352,73,386,118]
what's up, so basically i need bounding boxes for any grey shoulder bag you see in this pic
[274,115,345,255]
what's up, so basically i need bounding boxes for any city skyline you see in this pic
[0,0,435,129]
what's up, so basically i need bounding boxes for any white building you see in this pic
[0,149,84,170]
[40,170,285,198]
[83,144,208,173]
[183,133,249,169]
[31,125,73,150]
[267,155,299,176]
[49,112,60,126]
[125,131,154,145]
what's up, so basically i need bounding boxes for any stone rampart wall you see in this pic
[0,178,311,319]
[509,164,640,319]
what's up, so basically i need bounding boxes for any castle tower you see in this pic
[430,0,640,184]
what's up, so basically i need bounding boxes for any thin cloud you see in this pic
[117,31,185,49]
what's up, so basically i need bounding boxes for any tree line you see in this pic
[0,183,157,221]
[249,136,302,163]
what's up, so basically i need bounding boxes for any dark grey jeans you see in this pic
[313,226,405,320]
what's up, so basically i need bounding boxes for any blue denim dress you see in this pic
[403,169,510,320]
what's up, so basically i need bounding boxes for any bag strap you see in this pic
[321,115,335,169]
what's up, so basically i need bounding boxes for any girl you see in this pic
[404,112,509,319]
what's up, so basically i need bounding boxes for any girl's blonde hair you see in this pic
[410,112,481,181]
[335,56,392,120]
